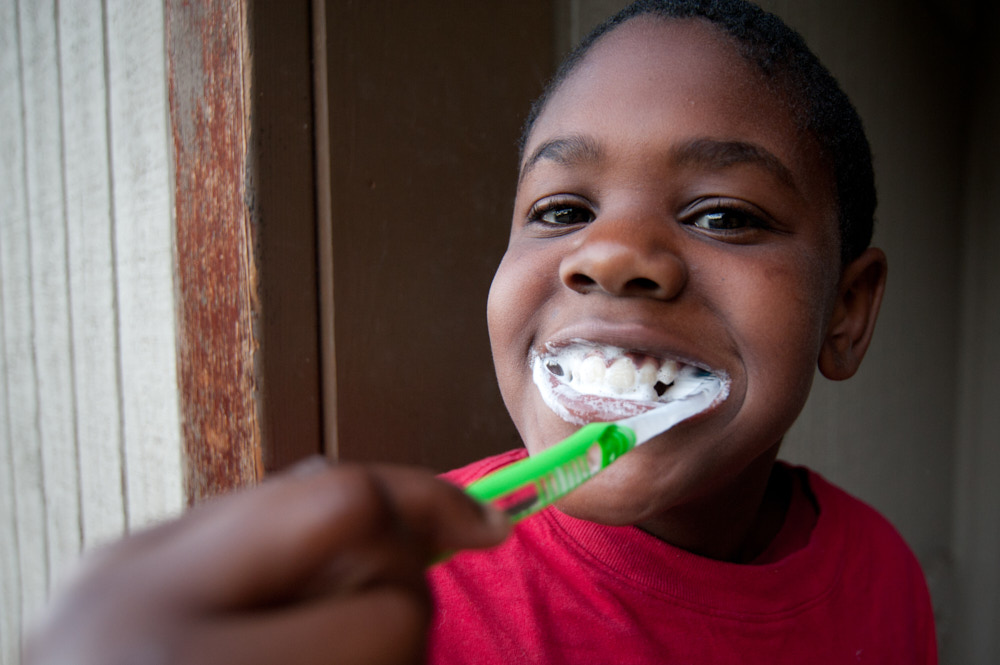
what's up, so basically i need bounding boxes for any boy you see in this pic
[427,2,934,663]
[26,1,936,664]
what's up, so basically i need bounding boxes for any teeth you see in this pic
[578,355,606,386]
[658,360,680,385]
[637,361,657,387]
[533,342,729,425]
[540,344,692,403]
[606,357,636,394]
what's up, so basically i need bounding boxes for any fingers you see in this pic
[28,459,508,665]
[363,464,511,553]
[160,460,508,609]
[46,459,508,618]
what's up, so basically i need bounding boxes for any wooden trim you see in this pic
[166,0,262,502]
[311,0,338,460]
[248,0,325,471]
[166,0,322,502]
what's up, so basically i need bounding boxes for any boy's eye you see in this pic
[690,209,760,231]
[540,206,593,225]
[528,199,595,227]
[684,200,775,240]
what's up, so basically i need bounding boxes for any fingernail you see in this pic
[480,502,512,538]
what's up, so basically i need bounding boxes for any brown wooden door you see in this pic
[168,0,556,501]
[316,1,554,470]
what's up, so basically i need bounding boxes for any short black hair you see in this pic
[520,0,876,265]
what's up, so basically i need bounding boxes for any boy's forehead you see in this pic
[520,17,834,215]
[590,17,744,81]
[529,18,776,147]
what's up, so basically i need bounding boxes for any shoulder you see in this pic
[803,467,938,660]
[804,467,911,548]
[801,466,934,603]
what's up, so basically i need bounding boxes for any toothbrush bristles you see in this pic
[539,454,593,502]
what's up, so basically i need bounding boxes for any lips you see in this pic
[531,340,728,424]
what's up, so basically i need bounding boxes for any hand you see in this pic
[25,459,509,665]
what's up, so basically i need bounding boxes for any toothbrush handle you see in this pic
[465,422,636,523]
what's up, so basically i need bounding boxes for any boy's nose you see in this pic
[558,221,687,300]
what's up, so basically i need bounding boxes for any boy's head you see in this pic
[486,0,887,542]
[523,0,877,267]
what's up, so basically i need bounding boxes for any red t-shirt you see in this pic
[428,451,937,664]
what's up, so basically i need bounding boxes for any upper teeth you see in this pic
[540,344,682,403]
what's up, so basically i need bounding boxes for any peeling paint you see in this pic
[166,0,262,504]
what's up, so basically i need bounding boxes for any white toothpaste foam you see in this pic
[531,342,727,425]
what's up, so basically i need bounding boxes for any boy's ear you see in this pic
[818,247,888,381]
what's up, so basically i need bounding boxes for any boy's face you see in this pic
[487,18,848,526]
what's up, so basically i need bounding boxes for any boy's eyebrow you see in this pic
[671,138,797,189]
[520,135,797,191]
[519,135,604,182]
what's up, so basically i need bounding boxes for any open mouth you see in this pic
[531,341,728,424]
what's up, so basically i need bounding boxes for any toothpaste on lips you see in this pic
[531,341,727,425]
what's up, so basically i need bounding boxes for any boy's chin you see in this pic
[553,491,654,527]
[550,464,671,527]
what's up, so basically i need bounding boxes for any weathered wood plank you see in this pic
[21,0,84,588]
[0,0,47,646]
[166,0,263,501]
[0,6,24,663]
[59,0,126,548]
[0,342,20,665]
[106,0,184,526]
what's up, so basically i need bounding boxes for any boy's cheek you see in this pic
[486,263,517,351]
[727,258,836,356]
[486,260,530,385]
[487,251,569,439]
[487,251,545,345]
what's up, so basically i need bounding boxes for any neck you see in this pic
[636,445,790,563]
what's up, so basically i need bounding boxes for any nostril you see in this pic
[560,242,687,299]
[566,273,596,290]
[626,277,660,292]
